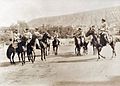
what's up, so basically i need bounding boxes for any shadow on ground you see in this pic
[53,76,120,86]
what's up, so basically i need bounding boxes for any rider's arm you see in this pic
[29,32,32,39]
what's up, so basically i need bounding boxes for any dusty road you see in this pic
[1,41,120,86]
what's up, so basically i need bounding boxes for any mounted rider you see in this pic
[73,27,85,44]
[12,29,21,43]
[33,28,43,49]
[99,18,110,42]
[53,30,60,43]
[11,29,21,48]
[23,28,32,45]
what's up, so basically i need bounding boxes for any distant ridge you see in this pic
[28,6,120,28]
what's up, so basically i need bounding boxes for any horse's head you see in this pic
[85,28,95,37]
[21,36,28,42]
[43,32,51,39]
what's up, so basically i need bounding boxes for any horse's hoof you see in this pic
[41,58,43,61]
[31,60,34,63]
[28,59,30,62]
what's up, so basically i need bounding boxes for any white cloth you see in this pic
[53,32,59,38]
[24,32,32,39]
[35,38,40,47]
[100,22,108,31]
[13,33,21,42]
[34,31,43,39]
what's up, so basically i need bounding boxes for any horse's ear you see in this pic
[87,42,89,45]
[89,27,91,30]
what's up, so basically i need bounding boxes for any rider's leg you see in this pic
[35,39,41,48]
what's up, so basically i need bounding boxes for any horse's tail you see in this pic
[6,44,14,59]
[6,49,11,59]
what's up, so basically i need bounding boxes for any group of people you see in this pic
[11,28,59,49]
[74,18,110,42]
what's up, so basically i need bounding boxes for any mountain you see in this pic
[28,6,120,28]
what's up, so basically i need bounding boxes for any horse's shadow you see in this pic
[0,60,30,67]
[0,61,20,67]
[50,58,96,63]
[49,52,96,63]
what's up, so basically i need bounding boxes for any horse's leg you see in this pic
[27,50,30,62]
[97,49,101,61]
[21,53,24,65]
[32,50,36,62]
[30,54,33,63]
[23,52,25,64]
[9,55,12,64]
[45,47,48,56]
[56,46,58,55]
[17,52,21,62]
[12,52,15,64]
[55,46,58,55]
[75,46,77,54]
[93,46,96,55]
[97,47,105,61]
[110,44,116,58]
[53,46,55,55]
[79,47,82,56]
[43,48,46,61]
[41,48,43,61]
[48,45,50,55]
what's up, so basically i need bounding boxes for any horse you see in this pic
[28,33,50,61]
[41,32,51,56]
[26,35,36,63]
[85,28,116,60]
[74,36,89,56]
[6,36,27,65]
[52,37,60,55]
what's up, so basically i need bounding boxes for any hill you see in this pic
[28,6,120,28]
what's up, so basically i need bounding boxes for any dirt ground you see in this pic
[1,41,120,86]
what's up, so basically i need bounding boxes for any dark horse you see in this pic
[52,37,60,55]
[29,33,50,61]
[41,32,51,56]
[26,35,36,63]
[85,28,116,60]
[6,36,27,65]
[74,36,89,56]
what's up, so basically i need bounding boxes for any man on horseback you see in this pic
[23,28,32,44]
[12,29,21,43]
[11,29,21,49]
[99,18,110,43]
[33,28,43,49]
[73,27,85,44]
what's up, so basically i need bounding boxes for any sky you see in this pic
[0,0,120,27]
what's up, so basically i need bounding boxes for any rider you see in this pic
[53,30,59,43]
[99,18,109,42]
[74,27,85,44]
[23,28,32,45]
[33,28,43,49]
[11,29,21,48]
[12,29,21,43]
[53,30,59,38]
